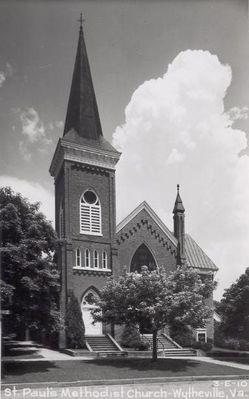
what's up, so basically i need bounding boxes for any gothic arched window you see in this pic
[102,251,107,269]
[75,248,81,267]
[84,249,90,268]
[80,189,102,235]
[94,250,99,268]
[130,244,157,273]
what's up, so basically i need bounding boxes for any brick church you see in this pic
[49,22,218,350]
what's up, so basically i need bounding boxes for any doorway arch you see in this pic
[130,243,157,273]
[81,288,102,335]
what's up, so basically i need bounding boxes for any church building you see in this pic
[49,21,218,351]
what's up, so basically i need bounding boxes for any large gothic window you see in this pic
[80,189,102,235]
[130,244,157,273]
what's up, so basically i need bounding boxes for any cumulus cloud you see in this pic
[113,49,249,298]
[14,107,56,161]
[0,175,54,224]
[0,62,13,87]
[0,72,6,87]
[20,108,46,143]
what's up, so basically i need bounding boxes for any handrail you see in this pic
[161,332,182,349]
[106,333,124,352]
[141,333,165,355]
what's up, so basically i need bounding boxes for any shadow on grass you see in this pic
[85,358,198,372]
[2,361,58,378]
[3,348,40,357]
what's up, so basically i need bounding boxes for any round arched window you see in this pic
[83,190,97,205]
[80,190,102,235]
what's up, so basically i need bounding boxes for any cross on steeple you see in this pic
[78,12,85,31]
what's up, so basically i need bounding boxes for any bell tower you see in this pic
[49,17,120,348]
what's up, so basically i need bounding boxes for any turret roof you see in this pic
[173,184,185,213]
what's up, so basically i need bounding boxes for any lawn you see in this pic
[2,358,248,387]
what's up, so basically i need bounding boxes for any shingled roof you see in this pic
[185,234,218,271]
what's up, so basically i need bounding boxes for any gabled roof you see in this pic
[185,234,218,271]
[63,25,103,141]
[116,201,178,247]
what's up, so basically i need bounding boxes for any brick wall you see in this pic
[116,209,177,275]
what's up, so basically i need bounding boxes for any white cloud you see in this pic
[0,72,6,87]
[0,175,54,224]
[16,107,54,161]
[113,49,249,298]
[0,62,13,87]
[228,106,249,122]
[20,108,46,143]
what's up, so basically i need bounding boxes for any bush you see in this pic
[120,324,141,348]
[192,339,213,352]
[65,293,85,349]
[170,325,194,347]
[238,339,249,351]
[134,341,150,351]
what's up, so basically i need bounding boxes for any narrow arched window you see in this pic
[85,249,90,268]
[94,250,99,268]
[80,190,102,235]
[102,251,107,269]
[59,200,64,238]
[76,248,81,267]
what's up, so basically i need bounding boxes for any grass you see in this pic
[2,358,248,386]
[211,357,249,365]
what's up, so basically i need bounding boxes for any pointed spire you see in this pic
[63,15,103,140]
[173,184,185,213]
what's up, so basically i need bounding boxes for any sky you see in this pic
[0,0,248,299]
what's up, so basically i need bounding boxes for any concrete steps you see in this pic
[141,333,196,357]
[141,333,178,350]
[86,334,127,357]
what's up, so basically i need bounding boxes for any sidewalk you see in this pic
[3,340,249,372]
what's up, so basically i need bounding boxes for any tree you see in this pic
[0,187,61,339]
[217,267,249,341]
[92,265,214,361]
[65,293,85,349]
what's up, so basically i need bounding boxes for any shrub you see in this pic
[238,339,249,351]
[170,325,194,347]
[134,341,150,351]
[120,324,141,348]
[192,339,213,352]
[65,293,85,349]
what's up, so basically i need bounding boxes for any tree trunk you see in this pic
[152,330,158,362]
[25,328,30,341]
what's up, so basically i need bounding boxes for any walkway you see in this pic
[3,340,249,372]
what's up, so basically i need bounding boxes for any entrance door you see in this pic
[81,289,102,336]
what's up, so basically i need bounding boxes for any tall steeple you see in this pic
[63,14,103,141]
[173,184,186,265]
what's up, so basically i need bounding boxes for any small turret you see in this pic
[173,184,186,265]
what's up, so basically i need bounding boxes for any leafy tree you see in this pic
[65,293,85,349]
[0,187,61,339]
[217,268,249,341]
[92,265,214,361]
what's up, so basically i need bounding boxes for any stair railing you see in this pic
[141,334,165,356]
[157,336,165,356]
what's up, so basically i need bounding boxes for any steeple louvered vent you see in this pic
[80,190,102,235]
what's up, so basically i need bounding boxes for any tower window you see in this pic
[102,251,107,269]
[85,249,90,268]
[76,248,81,267]
[94,250,99,268]
[80,190,102,235]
